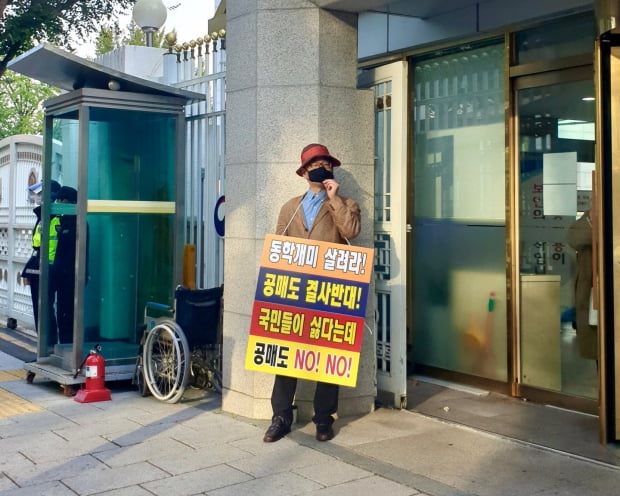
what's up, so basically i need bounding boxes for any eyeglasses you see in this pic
[306,160,332,171]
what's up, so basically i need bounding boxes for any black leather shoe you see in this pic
[263,416,291,442]
[315,423,334,442]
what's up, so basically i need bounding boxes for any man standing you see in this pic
[263,143,361,443]
[53,186,78,344]
[22,180,61,342]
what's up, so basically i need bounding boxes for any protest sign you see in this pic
[245,234,373,387]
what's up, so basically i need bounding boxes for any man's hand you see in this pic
[323,179,339,199]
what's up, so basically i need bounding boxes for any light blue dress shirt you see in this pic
[301,189,326,229]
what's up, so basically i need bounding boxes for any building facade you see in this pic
[221,0,620,444]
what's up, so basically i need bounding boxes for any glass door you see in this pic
[411,42,508,384]
[515,68,598,407]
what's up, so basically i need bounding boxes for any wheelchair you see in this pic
[134,285,223,403]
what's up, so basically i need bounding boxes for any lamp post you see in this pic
[132,0,168,47]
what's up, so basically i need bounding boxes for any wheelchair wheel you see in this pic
[211,369,223,394]
[143,319,190,403]
[133,355,150,397]
[189,348,208,389]
[210,344,223,394]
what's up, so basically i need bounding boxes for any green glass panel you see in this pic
[40,116,79,351]
[83,108,177,350]
[83,212,174,346]
[87,107,176,201]
[411,42,508,381]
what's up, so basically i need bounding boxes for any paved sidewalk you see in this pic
[0,351,619,496]
[0,352,24,372]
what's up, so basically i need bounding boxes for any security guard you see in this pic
[22,180,61,344]
[53,186,78,344]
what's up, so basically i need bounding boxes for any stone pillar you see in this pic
[222,1,376,421]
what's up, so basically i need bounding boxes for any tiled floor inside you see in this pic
[407,377,620,467]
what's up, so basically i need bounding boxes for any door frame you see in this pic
[358,61,409,408]
[595,33,620,443]
[511,64,601,418]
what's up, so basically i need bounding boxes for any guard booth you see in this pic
[9,44,202,392]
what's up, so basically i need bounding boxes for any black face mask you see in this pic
[307,167,334,183]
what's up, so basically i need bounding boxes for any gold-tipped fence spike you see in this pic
[165,32,177,46]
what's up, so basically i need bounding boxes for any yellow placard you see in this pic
[245,335,360,387]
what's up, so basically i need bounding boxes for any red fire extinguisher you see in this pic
[74,344,112,403]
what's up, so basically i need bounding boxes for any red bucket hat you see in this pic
[296,143,341,176]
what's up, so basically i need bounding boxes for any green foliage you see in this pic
[125,22,147,47]
[94,22,123,57]
[150,28,168,49]
[0,70,59,139]
[0,0,134,78]
[95,21,168,56]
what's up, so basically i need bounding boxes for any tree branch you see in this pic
[0,0,133,79]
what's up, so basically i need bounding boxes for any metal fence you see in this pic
[0,135,44,326]
[168,36,227,290]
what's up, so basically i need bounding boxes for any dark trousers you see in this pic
[28,276,57,348]
[56,275,75,344]
[28,276,39,332]
[271,375,339,426]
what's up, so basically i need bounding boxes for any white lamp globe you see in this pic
[133,0,167,30]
